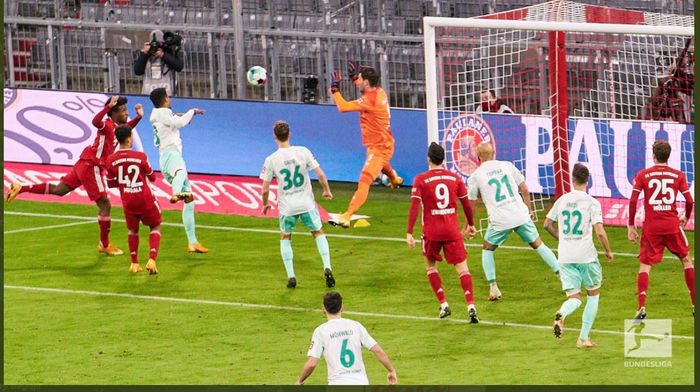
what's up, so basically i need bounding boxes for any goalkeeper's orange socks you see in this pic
[346,182,370,217]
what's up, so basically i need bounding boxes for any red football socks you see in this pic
[427,268,446,304]
[459,272,475,305]
[637,271,649,309]
[21,183,50,194]
[128,232,139,263]
[149,230,161,260]
[97,215,111,248]
[684,266,695,306]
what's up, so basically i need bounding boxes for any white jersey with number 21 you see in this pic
[307,318,377,385]
[467,160,531,231]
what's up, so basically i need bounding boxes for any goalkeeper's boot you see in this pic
[170,192,194,204]
[439,303,452,319]
[287,277,297,289]
[128,263,143,273]
[187,242,209,253]
[576,338,597,349]
[98,243,124,256]
[633,306,646,323]
[145,258,158,275]
[468,305,479,324]
[488,285,502,301]
[329,213,351,229]
[324,268,336,288]
[388,171,403,189]
[553,311,564,338]
[6,183,21,204]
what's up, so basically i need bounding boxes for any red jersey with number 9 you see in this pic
[631,164,692,235]
[411,169,468,241]
[105,149,157,214]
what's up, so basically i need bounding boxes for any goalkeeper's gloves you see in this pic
[347,60,359,82]
[330,71,342,94]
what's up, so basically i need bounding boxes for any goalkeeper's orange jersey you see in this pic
[332,88,394,148]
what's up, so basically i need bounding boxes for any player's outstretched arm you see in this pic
[313,167,333,200]
[92,96,119,129]
[370,344,397,385]
[543,218,558,240]
[127,104,144,128]
[295,356,318,385]
[594,223,613,262]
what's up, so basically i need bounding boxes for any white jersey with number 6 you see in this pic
[260,146,319,216]
[307,318,377,385]
[467,160,531,231]
[545,190,603,264]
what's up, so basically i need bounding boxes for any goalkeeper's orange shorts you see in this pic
[358,143,394,185]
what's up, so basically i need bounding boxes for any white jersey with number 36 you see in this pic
[307,318,377,385]
[467,160,531,231]
[260,146,319,216]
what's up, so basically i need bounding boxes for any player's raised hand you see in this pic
[322,190,333,200]
[627,225,639,244]
[347,60,359,81]
[134,104,144,117]
[406,233,416,248]
[193,108,206,115]
[329,71,342,94]
[262,204,271,215]
[387,369,397,385]
[108,95,120,107]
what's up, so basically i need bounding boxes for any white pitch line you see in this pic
[4,211,686,260]
[4,220,95,234]
[4,284,694,341]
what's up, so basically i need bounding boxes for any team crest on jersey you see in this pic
[443,114,495,183]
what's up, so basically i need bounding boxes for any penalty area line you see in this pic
[4,284,694,341]
[4,211,683,260]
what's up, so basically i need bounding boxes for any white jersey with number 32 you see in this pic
[545,190,603,264]
[260,146,319,216]
[307,318,377,385]
[467,160,531,231]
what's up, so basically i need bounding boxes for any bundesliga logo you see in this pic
[443,114,496,182]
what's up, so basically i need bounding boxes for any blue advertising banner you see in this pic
[4,88,694,201]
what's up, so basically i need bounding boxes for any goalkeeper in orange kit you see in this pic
[328,62,403,229]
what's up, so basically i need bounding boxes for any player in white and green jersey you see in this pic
[148,87,208,254]
[296,291,397,385]
[467,142,560,300]
[544,163,613,348]
[260,121,335,289]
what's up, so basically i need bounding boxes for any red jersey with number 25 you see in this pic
[105,149,157,215]
[411,169,469,241]
[630,165,692,235]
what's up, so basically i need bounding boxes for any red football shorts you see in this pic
[639,230,689,265]
[124,201,162,231]
[422,237,467,265]
[60,159,107,201]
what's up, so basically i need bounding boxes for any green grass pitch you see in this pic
[3,182,695,384]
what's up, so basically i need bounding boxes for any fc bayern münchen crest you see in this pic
[443,114,496,183]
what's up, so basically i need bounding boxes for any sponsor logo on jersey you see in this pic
[443,114,495,183]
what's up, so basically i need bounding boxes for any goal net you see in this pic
[423,0,694,231]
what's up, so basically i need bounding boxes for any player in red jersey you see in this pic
[105,125,163,274]
[6,95,143,256]
[406,143,479,323]
[628,140,695,319]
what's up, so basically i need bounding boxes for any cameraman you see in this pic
[134,29,184,96]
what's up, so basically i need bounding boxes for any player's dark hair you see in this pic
[359,67,380,87]
[428,142,445,165]
[115,125,133,145]
[149,87,168,108]
[571,163,590,185]
[488,89,496,98]
[274,121,290,142]
[323,291,343,314]
[106,96,128,117]
[652,140,671,163]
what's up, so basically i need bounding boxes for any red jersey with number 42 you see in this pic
[631,165,692,235]
[105,149,157,214]
[411,169,469,241]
